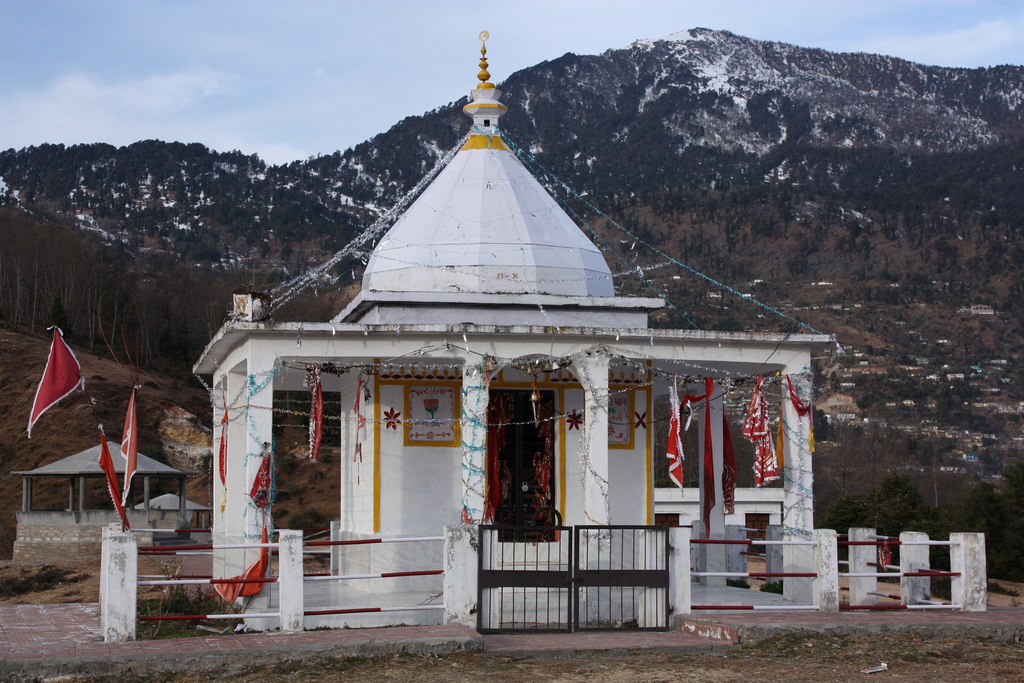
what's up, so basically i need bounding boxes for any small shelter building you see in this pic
[13,444,196,561]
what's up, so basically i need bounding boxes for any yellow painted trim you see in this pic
[372,361,381,534]
[462,102,509,111]
[461,135,509,151]
[475,82,496,90]
[645,364,653,525]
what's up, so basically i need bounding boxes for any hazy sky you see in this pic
[2,1,1022,165]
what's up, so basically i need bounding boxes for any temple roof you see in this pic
[359,37,615,301]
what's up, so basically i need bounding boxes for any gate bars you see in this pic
[477,525,670,633]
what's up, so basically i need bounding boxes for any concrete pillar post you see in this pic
[143,476,152,513]
[243,352,275,580]
[725,525,746,575]
[900,531,930,605]
[277,529,304,632]
[460,362,488,523]
[950,532,987,612]
[691,520,708,584]
[330,520,341,576]
[813,529,839,611]
[576,352,610,525]
[68,477,75,511]
[669,526,692,618]
[765,524,783,577]
[100,523,137,642]
[848,527,877,606]
[22,477,32,512]
[79,476,86,511]
[442,525,478,628]
[781,373,814,604]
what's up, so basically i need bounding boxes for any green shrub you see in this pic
[760,580,783,594]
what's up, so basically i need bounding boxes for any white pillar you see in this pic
[900,531,930,605]
[950,532,987,612]
[330,520,341,575]
[669,526,692,618]
[765,524,783,577]
[215,363,249,583]
[277,530,304,632]
[725,525,746,575]
[576,352,610,525]
[813,529,839,611]
[848,527,877,606]
[443,525,479,627]
[100,524,137,642]
[782,373,814,604]
[460,363,488,523]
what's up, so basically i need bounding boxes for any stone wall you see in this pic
[12,523,105,561]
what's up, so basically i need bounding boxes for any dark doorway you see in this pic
[486,389,556,529]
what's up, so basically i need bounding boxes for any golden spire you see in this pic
[476,30,494,89]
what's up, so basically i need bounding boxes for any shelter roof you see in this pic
[133,493,210,511]
[14,444,195,477]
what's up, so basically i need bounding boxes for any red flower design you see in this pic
[634,411,647,429]
[383,407,401,430]
[566,409,583,431]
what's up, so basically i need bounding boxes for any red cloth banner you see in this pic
[214,525,269,602]
[743,376,780,487]
[786,374,816,453]
[98,432,130,530]
[27,327,84,438]
[701,377,716,525]
[721,412,736,515]
[249,446,273,509]
[120,388,139,508]
[665,377,685,489]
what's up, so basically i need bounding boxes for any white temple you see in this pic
[194,37,831,625]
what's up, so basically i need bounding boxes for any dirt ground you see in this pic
[87,635,1024,683]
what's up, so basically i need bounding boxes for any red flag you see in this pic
[120,388,139,507]
[665,377,685,489]
[250,445,273,509]
[722,412,736,514]
[27,327,84,438]
[99,432,130,530]
[743,376,780,487]
[213,525,269,602]
[702,377,716,525]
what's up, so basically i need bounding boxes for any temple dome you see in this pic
[360,41,614,299]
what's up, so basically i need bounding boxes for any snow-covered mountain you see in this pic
[1,27,1022,270]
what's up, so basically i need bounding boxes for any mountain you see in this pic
[0,28,1023,478]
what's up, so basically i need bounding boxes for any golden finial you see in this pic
[477,30,492,86]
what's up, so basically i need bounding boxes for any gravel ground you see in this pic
[81,632,1024,683]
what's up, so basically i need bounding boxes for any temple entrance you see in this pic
[486,389,556,528]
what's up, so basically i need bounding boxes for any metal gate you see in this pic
[477,525,669,633]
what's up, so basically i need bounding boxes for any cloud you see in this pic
[857,15,1024,67]
[0,67,232,150]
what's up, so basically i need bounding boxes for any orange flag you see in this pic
[120,388,139,508]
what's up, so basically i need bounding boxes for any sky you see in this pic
[1,1,1023,165]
